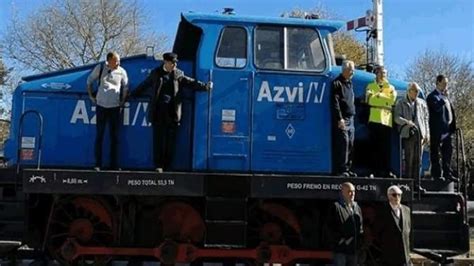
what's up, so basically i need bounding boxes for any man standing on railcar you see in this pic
[365,66,397,178]
[427,75,457,182]
[131,52,212,173]
[87,51,129,171]
[394,82,430,180]
[331,60,357,177]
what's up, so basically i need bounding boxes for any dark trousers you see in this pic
[95,106,120,169]
[334,117,354,173]
[430,134,453,178]
[368,122,392,176]
[333,252,357,266]
[402,134,422,179]
[152,122,177,170]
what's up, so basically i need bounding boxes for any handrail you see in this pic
[455,128,468,223]
[398,124,422,200]
[15,110,44,176]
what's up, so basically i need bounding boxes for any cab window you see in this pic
[255,27,284,70]
[215,27,247,68]
[255,26,326,71]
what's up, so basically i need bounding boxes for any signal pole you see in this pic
[373,0,384,66]
[346,0,384,68]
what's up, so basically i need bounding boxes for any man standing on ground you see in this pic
[375,185,412,266]
[327,182,364,266]
[87,51,128,171]
[427,75,457,182]
[332,60,357,177]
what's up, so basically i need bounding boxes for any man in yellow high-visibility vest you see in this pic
[365,66,397,178]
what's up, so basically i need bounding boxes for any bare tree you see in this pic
[405,49,474,163]
[0,52,12,145]
[282,5,367,66]
[2,0,168,73]
[282,4,333,20]
[0,51,12,120]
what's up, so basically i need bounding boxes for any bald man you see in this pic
[326,182,364,266]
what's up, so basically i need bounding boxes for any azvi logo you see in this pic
[70,100,150,127]
[257,81,326,103]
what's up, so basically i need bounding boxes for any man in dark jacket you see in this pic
[132,52,212,172]
[426,75,457,182]
[375,185,411,266]
[327,182,364,266]
[332,60,357,177]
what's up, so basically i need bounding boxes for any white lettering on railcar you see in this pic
[127,179,175,186]
[70,100,150,127]
[257,81,325,103]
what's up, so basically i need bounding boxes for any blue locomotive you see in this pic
[0,11,469,265]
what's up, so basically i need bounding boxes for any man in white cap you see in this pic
[375,185,412,265]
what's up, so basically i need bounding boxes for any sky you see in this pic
[0,0,473,77]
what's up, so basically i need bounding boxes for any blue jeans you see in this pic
[333,252,357,266]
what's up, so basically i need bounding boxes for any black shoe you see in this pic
[336,172,350,177]
[388,172,397,179]
[445,176,459,182]
[348,171,358,177]
[417,186,427,193]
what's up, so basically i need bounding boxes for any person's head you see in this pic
[436,74,448,92]
[341,182,356,204]
[407,82,421,101]
[106,52,120,70]
[341,60,355,80]
[374,66,387,83]
[387,185,403,206]
[163,52,178,72]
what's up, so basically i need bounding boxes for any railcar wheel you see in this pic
[248,202,302,248]
[46,196,116,265]
[157,201,205,244]
[358,204,382,266]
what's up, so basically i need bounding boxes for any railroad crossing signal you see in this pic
[346,10,374,31]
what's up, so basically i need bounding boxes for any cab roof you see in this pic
[182,12,344,33]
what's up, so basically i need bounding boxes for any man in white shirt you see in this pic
[87,52,129,171]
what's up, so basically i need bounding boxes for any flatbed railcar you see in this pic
[0,11,470,265]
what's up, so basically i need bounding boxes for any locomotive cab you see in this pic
[176,12,343,174]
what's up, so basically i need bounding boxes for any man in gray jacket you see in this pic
[394,82,429,180]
